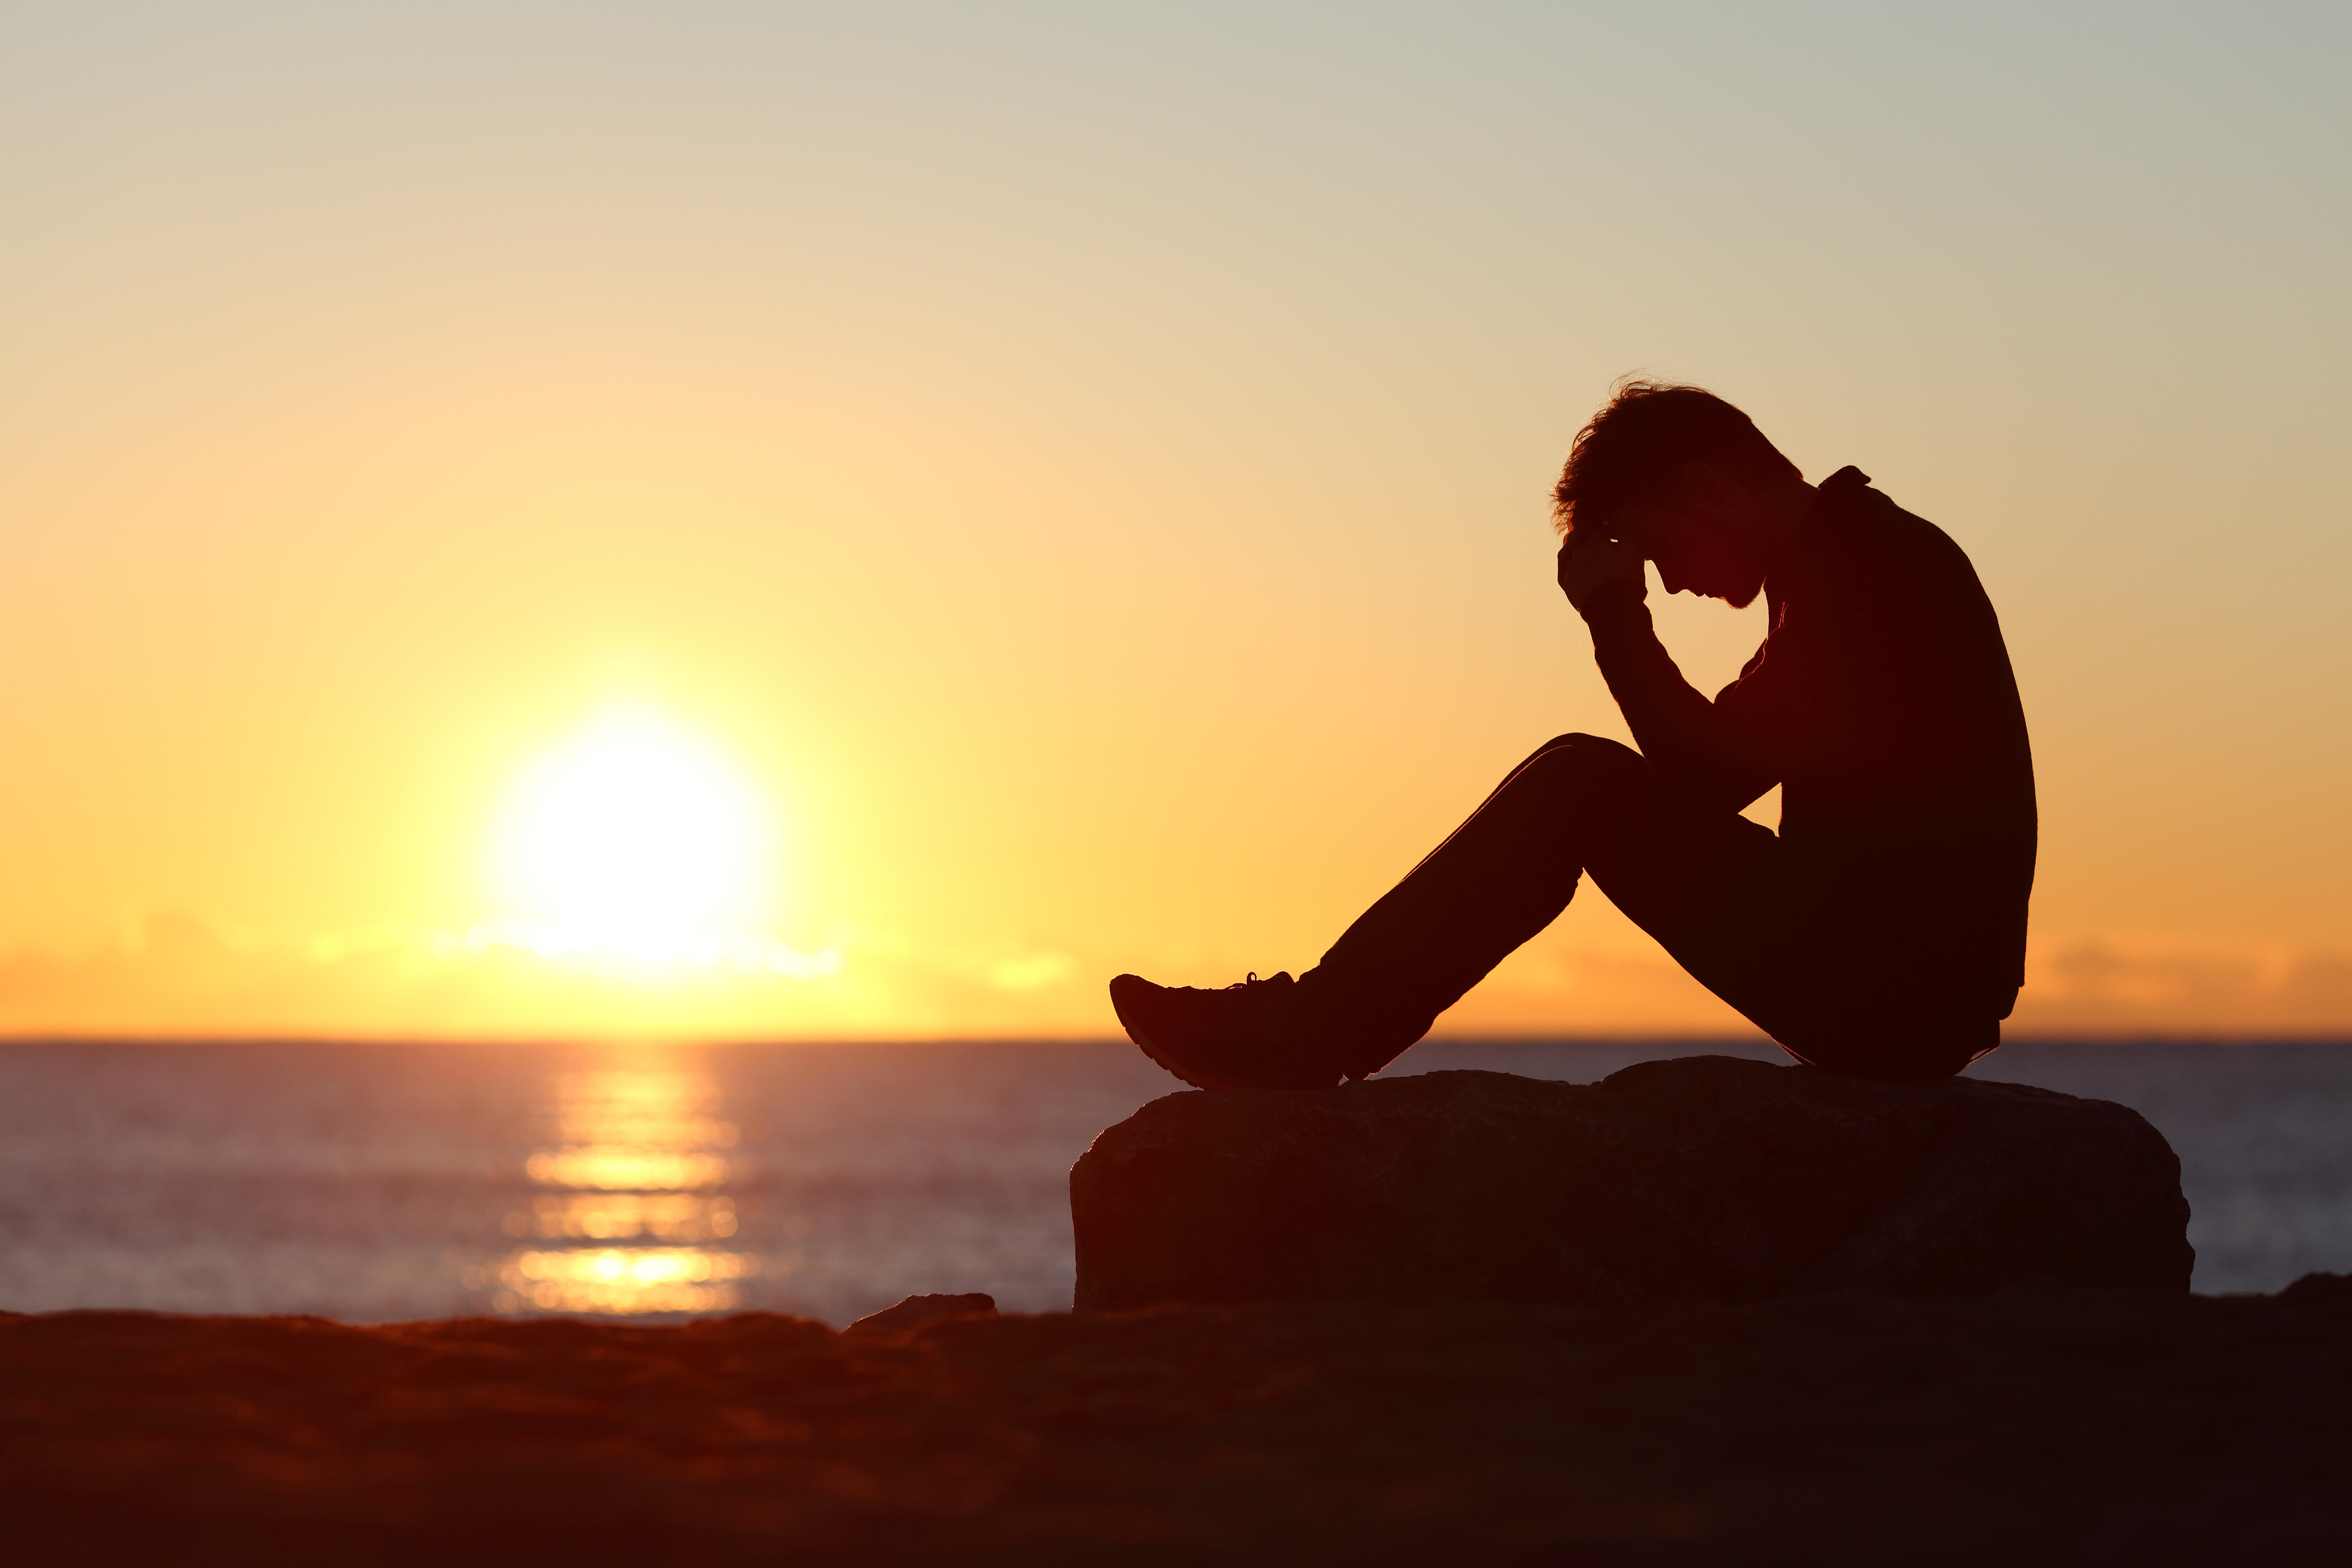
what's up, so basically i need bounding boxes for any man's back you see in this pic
[1719,467,2037,1021]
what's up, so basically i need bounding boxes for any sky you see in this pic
[0,2,2346,1040]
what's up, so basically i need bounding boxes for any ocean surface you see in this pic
[0,1038,2346,1326]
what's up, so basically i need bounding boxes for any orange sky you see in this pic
[1,6,2347,1040]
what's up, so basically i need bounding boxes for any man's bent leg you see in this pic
[1296,731,1988,1084]
[1591,843,1993,1084]
[1299,734,1772,1078]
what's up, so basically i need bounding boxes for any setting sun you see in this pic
[482,706,782,968]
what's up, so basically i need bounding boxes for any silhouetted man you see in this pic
[1111,384,2035,1086]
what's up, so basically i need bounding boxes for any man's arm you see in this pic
[1556,536,1779,813]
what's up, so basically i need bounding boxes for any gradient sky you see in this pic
[2,3,2347,1038]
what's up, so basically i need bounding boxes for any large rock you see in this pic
[1070,1056,2193,1311]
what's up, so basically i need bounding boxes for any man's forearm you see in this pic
[1581,595,1777,812]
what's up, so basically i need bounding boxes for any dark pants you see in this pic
[1299,733,1996,1082]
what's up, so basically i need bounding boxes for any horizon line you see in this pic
[1,1031,2348,1049]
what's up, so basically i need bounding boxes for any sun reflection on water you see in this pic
[508,1192,738,1241]
[524,1148,730,1190]
[489,1058,761,1316]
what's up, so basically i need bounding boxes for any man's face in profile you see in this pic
[1619,504,1770,609]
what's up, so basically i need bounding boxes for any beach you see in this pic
[12,1279,2351,1565]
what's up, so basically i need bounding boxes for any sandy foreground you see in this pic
[6,1280,2350,1566]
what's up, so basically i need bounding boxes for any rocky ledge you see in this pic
[1073,1056,2193,1311]
[7,1282,2352,1565]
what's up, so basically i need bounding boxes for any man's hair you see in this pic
[1552,381,1801,540]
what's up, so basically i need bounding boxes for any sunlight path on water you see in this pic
[479,1055,765,1317]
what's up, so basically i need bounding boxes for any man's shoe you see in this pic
[1108,971,1343,1091]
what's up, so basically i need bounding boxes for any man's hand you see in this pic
[1557,532,1647,619]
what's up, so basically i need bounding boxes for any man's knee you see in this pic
[1533,731,1622,754]
[1517,733,1644,799]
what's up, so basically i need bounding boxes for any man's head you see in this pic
[1552,383,1811,608]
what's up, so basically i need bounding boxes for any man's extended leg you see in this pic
[1297,732,1778,1078]
[1111,732,1778,1088]
[1301,733,1997,1083]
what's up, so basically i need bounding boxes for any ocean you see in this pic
[0,1038,2345,1326]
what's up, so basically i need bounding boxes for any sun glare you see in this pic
[484,706,789,968]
